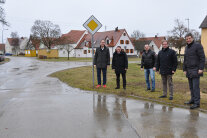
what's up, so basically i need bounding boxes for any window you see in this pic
[126,49,129,53]
[125,40,129,44]
[130,49,134,53]
[123,33,126,36]
[84,50,87,54]
[120,40,124,44]
[88,50,90,53]
[63,51,65,54]
[107,39,110,45]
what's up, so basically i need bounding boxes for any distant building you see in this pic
[132,36,166,55]
[5,37,29,55]
[56,28,136,58]
[200,15,207,56]
[0,44,5,54]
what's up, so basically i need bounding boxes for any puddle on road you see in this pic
[10,68,20,72]
[27,68,38,71]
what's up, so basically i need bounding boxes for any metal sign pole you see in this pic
[91,34,95,88]
[83,15,102,89]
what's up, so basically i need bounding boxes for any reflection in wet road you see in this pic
[0,57,206,138]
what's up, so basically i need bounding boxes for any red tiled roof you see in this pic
[31,39,41,50]
[62,30,86,44]
[74,29,126,49]
[75,34,87,49]
[0,44,5,51]
[7,38,19,46]
[139,36,166,49]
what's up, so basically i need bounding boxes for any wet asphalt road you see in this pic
[0,57,207,138]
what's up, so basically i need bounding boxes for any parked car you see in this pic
[5,53,13,56]
[0,54,5,62]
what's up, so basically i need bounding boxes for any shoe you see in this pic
[115,87,120,89]
[190,104,200,109]
[103,85,107,88]
[151,89,155,92]
[96,85,101,88]
[147,88,151,91]
[184,101,194,105]
[159,95,167,98]
[123,87,126,90]
[169,97,173,100]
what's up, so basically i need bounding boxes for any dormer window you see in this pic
[107,39,110,45]
[84,41,87,46]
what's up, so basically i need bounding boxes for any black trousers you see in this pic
[188,77,200,105]
[116,73,126,88]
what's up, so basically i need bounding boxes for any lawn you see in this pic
[0,58,10,65]
[39,57,141,62]
[50,63,207,111]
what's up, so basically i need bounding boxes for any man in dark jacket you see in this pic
[94,40,110,88]
[112,46,128,89]
[156,40,178,100]
[141,44,156,92]
[183,33,205,109]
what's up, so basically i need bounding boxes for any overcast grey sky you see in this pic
[1,0,207,41]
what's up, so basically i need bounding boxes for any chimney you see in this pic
[115,27,118,32]
[155,35,157,38]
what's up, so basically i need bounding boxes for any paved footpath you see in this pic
[0,57,206,138]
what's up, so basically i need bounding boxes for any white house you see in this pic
[62,28,136,58]
[56,30,87,57]
[5,37,29,55]
[138,36,166,55]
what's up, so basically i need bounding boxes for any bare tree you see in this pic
[31,20,61,49]
[0,1,8,26]
[190,29,201,43]
[131,30,145,40]
[10,32,20,55]
[57,36,74,60]
[25,35,40,50]
[168,19,188,62]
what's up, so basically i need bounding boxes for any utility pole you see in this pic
[186,18,190,32]
[1,25,8,43]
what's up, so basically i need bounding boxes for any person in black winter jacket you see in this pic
[94,40,110,88]
[112,46,128,89]
[183,33,205,109]
[156,40,178,100]
[141,44,156,92]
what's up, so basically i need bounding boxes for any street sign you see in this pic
[83,15,102,88]
[83,15,102,35]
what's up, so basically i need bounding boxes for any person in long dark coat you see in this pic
[183,33,205,109]
[94,40,110,88]
[156,40,178,100]
[112,46,128,89]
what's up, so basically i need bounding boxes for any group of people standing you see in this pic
[93,33,205,109]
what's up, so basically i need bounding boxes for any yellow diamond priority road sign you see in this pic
[83,15,102,35]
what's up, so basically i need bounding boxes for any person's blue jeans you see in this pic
[188,77,200,105]
[144,68,155,90]
[97,68,107,85]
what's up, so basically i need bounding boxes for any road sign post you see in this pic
[83,15,102,88]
